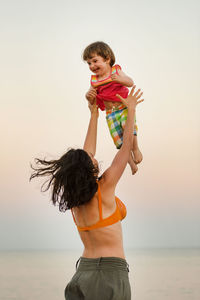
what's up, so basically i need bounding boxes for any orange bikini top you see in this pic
[71,183,127,231]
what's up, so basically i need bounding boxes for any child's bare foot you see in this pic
[132,148,143,164]
[128,154,138,175]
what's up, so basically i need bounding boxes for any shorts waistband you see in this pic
[76,256,129,272]
[106,104,126,115]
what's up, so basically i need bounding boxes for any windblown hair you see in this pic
[82,41,115,67]
[30,149,99,212]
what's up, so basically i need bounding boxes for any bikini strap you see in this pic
[97,183,103,220]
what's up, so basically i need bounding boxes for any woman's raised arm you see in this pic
[83,102,99,156]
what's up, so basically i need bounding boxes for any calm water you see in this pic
[0,248,199,300]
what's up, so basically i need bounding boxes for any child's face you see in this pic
[87,54,110,76]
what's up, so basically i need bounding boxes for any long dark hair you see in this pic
[30,148,99,212]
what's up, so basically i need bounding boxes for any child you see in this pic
[83,41,143,174]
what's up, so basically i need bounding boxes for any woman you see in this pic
[30,86,143,300]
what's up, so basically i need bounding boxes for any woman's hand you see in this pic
[85,87,97,105]
[116,85,144,110]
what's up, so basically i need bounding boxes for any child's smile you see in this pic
[87,54,111,79]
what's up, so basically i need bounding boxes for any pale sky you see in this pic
[0,0,200,250]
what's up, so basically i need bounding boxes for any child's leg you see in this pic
[106,108,139,175]
[121,108,143,166]
[128,152,138,175]
[131,120,143,164]
[132,133,143,164]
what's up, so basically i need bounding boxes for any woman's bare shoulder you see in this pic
[98,176,116,207]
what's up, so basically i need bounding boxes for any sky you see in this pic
[0,0,200,250]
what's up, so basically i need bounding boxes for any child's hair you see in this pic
[83,41,115,67]
[30,148,99,212]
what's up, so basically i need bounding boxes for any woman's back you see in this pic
[71,179,126,258]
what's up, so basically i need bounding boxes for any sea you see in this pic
[0,248,199,300]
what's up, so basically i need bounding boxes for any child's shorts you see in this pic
[64,256,131,300]
[106,106,138,149]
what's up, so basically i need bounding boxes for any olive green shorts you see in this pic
[65,256,131,300]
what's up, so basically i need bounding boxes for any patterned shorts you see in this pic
[106,106,138,149]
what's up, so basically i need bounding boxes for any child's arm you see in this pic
[85,86,97,105]
[111,69,133,87]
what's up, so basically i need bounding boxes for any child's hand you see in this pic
[116,85,144,110]
[111,73,122,83]
[111,69,133,87]
[85,87,97,105]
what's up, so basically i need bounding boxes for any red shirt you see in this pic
[91,65,129,111]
